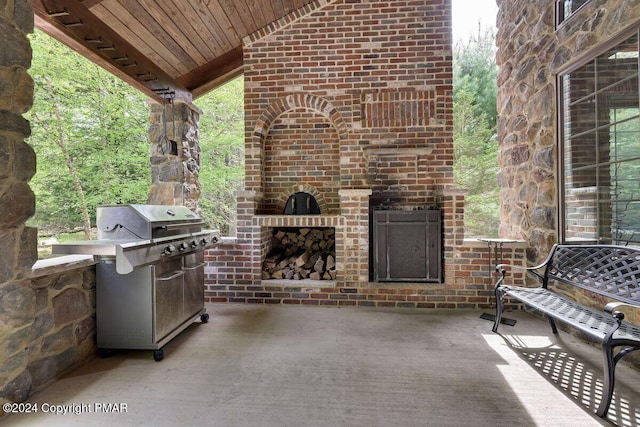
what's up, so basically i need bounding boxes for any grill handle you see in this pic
[155,222,206,231]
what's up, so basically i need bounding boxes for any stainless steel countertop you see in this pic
[52,240,138,256]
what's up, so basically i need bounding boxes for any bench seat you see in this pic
[499,285,640,343]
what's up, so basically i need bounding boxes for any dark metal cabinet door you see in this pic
[373,210,441,282]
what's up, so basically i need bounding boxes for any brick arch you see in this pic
[252,94,349,143]
[276,183,328,215]
[253,94,347,214]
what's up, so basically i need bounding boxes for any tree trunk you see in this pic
[44,77,93,240]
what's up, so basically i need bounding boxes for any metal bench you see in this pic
[492,244,640,417]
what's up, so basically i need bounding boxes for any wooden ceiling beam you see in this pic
[31,0,191,102]
[176,46,244,99]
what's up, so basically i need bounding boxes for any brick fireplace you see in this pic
[204,0,525,308]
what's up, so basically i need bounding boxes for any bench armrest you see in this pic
[495,262,547,285]
[495,263,530,273]
[604,301,633,323]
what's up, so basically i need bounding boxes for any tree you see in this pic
[194,78,245,235]
[454,26,498,127]
[453,27,500,237]
[26,30,150,237]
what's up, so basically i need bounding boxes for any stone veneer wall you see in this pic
[0,1,98,408]
[496,0,640,263]
[205,0,528,308]
[497,0,640,330]
[148,100,202,212]
[0,259,97,408]
[0,0,36,408]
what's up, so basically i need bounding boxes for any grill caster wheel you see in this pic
[200,313,210,323]
[153,349,164,362]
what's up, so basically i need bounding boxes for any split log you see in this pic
[326,255,335,270]
[304,252,321,269]
[314,257,324,273]
[295,251,310,267]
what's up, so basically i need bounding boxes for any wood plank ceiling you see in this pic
[30,0,317,101]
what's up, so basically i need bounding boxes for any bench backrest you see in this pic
[545,244,640,306]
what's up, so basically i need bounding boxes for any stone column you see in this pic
[0,0,37,404]
[148,99,202,211]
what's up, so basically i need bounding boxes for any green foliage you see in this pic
[25,30,245,240]
[194,78,245,235]
[454,27,498,128]
[453,26,500,238]
[26,30,150,235]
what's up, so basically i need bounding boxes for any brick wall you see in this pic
[244,0,454,202]
[206,236,526,308]
[205,0,528,309]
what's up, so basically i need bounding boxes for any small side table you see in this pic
[477,238,517,327]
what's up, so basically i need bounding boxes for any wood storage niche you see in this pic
[262,227,336,281]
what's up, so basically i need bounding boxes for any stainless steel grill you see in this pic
[53,204,220,361]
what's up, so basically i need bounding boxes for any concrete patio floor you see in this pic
[2,303,639,426]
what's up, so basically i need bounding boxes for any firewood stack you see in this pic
[262,228,336,280]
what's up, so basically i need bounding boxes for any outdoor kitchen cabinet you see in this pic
[96,259,208,361]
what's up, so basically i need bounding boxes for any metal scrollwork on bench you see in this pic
[493,244,640,418]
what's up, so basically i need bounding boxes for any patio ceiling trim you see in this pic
[29,0,320,101]
[31,0,191,102]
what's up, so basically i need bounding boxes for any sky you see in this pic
[452,0,499,43]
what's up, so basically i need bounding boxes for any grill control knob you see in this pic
[178,242,188,251]
[191,241,198,248]
[164,245,176,255]
[200,238,209,246]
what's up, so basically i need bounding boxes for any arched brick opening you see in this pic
[252,94,349,215]
[252,93,349,141]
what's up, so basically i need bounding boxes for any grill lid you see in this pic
[117,204,199,222]
[97,204,204,239]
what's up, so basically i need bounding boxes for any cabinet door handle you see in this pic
[183,262,206,271]
[156,271,185,281]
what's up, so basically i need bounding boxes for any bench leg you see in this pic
[597,342,616,418]
[546,316,558,334]
[492,288,504,333]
